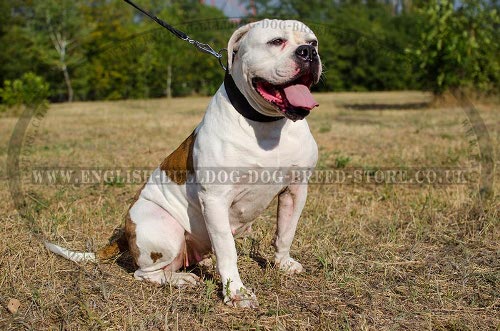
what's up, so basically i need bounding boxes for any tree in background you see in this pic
[75,0,227,100]
[0,0,50,88]
[147,1,228,98]
[78,0,139,100]
[25,1,90,102]
[0,72,50,112]
[408,0,499,96]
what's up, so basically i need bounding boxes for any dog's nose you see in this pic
[295,45,317,62]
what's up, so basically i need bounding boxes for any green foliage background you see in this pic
[0,0,498,102]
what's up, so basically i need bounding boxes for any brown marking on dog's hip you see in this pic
[160,131,196,185]
[150,251,163,263]
[125,182,146,265]
[125,214,140,265]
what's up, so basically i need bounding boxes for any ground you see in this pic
[0,92,498,330]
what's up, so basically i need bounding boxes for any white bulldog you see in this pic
[46,19,322,308]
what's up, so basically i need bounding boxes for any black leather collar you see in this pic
[224,71,285,122]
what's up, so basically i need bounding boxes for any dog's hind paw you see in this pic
[164,271,200,287]
[134,269,200,287]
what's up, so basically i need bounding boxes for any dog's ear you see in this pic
[227,23,252,71]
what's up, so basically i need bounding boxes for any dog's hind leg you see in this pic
[127,198,200,287]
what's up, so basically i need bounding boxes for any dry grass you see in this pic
[0,92,498,330]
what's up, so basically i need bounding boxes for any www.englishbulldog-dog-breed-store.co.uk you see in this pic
[46,19,323,308]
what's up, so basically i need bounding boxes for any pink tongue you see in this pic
[283,84,318,110]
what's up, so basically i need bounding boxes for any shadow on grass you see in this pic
[250,252,270,269]
[115,252,136,273]
[250,238,271,270]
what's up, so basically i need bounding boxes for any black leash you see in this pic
[123,0,227,70]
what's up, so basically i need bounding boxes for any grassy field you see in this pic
[0,92,498,330]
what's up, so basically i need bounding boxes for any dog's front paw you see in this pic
[276,256,304,274]
[223,284,258,308]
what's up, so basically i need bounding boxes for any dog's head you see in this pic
[227,19,322,121]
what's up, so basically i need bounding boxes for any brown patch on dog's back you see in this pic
[150,252,163,263]
[160,131,196,185]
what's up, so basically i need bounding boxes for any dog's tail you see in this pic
[44,227,129,263]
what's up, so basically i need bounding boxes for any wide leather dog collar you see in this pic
[224,71,285,122]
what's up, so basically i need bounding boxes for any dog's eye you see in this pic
[268,38,286,46]
[308,40,318,47]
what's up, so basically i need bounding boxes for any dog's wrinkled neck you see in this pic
[224,71,285,123]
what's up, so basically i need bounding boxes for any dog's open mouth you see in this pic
[252,74,318,121]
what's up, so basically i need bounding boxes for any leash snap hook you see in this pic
[217,48,228,71]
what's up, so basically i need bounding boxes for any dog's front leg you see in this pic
[274,184,308,273]
[200,194,258,308]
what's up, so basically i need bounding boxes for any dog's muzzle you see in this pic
[251,44,320,121]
